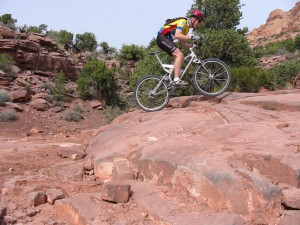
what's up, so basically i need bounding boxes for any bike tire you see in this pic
[193,58,231,97]
[134,75,170,112]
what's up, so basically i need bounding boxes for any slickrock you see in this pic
[87,90,300,224]
[282,188,300,209]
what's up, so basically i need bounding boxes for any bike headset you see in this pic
[190,9,205,28]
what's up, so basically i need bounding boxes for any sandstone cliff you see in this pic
[0,24,85,80]
[247,2,300,46]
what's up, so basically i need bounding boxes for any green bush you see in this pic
[76,59,119,105]
[118,44,145,63]
[130,45,172,89]
[253,38,297,58]
[53,101,65,108]
[0,14,17,30]
[52,71,68,102]
[104,106,124,122]
[192,0,242,30]
[24,24,48,34]
[64,110,83,122]
[268,60,300,87]
[229,67,271,92]
[44,95,54,103]
[0,53,15,80]
[295,35,300,50]
[0,89,11,106]
[0,109,17,122]
[47,29,73,47]
[195,29,258,67]
[42,82,54,92]
[74,32,98,52]
[72,105,83,113]
[131,56,164,90]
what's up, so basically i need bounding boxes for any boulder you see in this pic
[30,98,50,111]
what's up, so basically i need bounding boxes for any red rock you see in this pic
[101,181,131,203]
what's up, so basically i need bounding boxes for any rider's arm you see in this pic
[173,20,193,48]
[180,40,193,48]
[175,30,193,48]
[174,29,192,40]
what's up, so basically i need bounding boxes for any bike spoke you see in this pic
[134,75,170,111]
[193,59,231,96]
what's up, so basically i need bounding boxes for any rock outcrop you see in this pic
[247,2,300,46]
[1,91,300,225]
[84,89,300,225]
[0,24,85,80]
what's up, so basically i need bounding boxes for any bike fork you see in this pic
[149,79,165,96]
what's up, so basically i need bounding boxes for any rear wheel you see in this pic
[134,75,170,112]
[193,58,231,96]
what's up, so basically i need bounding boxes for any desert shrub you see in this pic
[74,32,98,52]
[0,109,17,122]
[268,60,300,87]
[0,53,15,80]
[229,67,271,92]
[131,46,171,89]
[118,44,145,63]
[295,35,300,50]
[53,101,65,108]
[42,82,54,92]
[103,91,133,122]
[44,95,54,103]
[72,105,83,113]
[0,14,17,30]
[104,106,124,122]
[52,71,68,102]
[64,110,83,122]
[261,102,277,110]
[25,84,32,93]
[76,59,119,105]
[253,38,297,58]
[195,29,258,67]
[47,29,73,47]
[0,89,11,106]
[23,24,48,34]
[118,67,132,81]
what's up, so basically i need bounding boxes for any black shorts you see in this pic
[156,33,178,56]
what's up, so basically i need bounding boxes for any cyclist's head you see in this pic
[190,9,205,22]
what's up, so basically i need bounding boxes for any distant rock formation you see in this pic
[247,2,300,47]
[0,24,86,80]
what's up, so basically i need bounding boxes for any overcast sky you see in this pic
[0,0,298,49]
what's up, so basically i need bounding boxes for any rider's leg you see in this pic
[172,48,184,81]
[156,34,188,85]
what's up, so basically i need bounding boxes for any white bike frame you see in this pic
[153,45,202,81]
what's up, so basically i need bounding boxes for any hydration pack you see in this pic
[164,17,188,26]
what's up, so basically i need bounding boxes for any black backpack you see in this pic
[164,17,188,26]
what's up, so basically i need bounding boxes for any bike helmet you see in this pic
[191,9,205,22]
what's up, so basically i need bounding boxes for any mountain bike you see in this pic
[134,44,231,112]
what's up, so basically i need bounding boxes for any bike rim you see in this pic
[195,61,230,95]
[135,77,169,111]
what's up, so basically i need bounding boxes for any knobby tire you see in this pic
[193,58,231,96]
[134,75,170,112]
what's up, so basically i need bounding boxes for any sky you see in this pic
[0,0,298,50]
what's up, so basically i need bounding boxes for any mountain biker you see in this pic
[156,9,205,86]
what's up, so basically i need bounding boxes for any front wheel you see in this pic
[134,75,170,112]
[193,58,231,96]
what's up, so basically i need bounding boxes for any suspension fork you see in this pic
[194,60,212,77]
